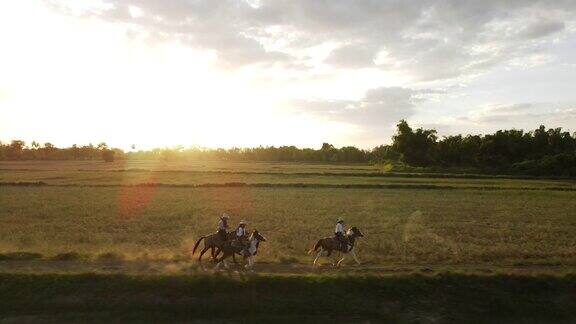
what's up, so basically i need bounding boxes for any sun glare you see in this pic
[0,1,360,150]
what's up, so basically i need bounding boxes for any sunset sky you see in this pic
[1,0,575,150]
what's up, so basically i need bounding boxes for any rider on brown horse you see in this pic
[217,213,230,242]
[334,218,348,252]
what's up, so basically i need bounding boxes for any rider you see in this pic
[217,213,230,242]
[234,220,249,255]
[334,218,347,252]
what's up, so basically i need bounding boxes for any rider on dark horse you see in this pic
[217,213,230,242]
[334,218,348,252]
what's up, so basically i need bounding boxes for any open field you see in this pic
[2,160,576,191]
[1,161,575,266]
[0,160,380,173]
[2,170,576,190]
[2,160,576,323]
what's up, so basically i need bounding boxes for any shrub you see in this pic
[511,153,576,176]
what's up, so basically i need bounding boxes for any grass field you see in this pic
[1,186,576,266]
[1,160,576,323]
[1,272,575,323]
[0,160,379,173]
[1,160,576,265]
[3,170,576,190]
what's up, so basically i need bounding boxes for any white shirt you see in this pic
[236,226,245,237]
[335,223,344,234]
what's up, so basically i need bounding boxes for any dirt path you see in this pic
[1,259,574,276]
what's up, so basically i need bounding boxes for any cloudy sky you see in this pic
[1,0,575,149]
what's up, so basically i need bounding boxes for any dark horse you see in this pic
[192,231,237,262]
[310,226,364,266]
[214,230,267,269]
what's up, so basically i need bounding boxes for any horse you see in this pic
[309,226,364,266]
[214,230,267,270]
[192,231,237,262]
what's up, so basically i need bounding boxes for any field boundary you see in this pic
[1,180,575,191]
[2,168,575,181]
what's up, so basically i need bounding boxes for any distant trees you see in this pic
[7,140,25,160]
[392,120,437,166]
[371,145,400,164]
[0,141,125,161]
[102,149,115,162]
[1,120,575,175]
[389,120,576,176]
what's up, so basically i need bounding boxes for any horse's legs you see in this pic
[214,253,226,269]
[214,250,232,269]
[232,253,238,264]
[351,250,361,265]
[199,247,209,262]
[210,247,215,260]
[337,254,346,266]
[245,256,254,269]
[313,249,322,266]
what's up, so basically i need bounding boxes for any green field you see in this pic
[1,160,576,323]
[1,273,575,323]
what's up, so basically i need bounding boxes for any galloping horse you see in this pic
[310,226,364,266]
[192,231,237,262]
[215,230,267,270]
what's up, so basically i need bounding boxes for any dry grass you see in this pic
[1,169,575,189]
[1,184,575,265]
[0,159,377,173]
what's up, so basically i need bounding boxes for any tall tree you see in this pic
[392,120,437,166]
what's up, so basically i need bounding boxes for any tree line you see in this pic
[0,141,122,162]
[2,120,575,176]
[389,120,576,176]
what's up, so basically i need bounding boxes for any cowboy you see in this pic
[216,213,230,242]
[234,220,249,254]
[334,218,347,252]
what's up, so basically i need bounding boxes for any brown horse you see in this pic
[310,226,364,266]
[215,230,267,270]
[192,231,237,262]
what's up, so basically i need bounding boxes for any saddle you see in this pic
[231,237,248,250]
[215,232,237,247]
[333,236,350,252]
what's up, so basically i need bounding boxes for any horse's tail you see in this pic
[308,239,322,254]
[192,236,205,255]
